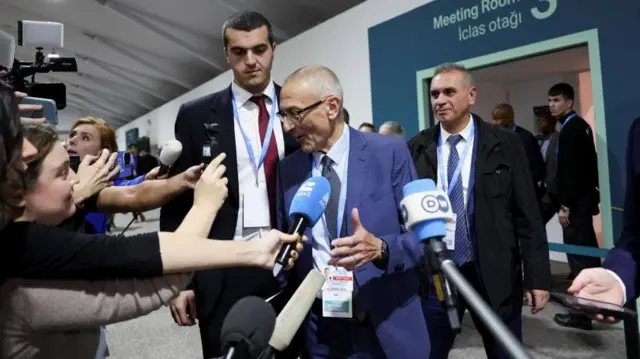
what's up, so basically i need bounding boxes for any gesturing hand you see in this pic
[328,208,382,271]
[73,149,120,202]
[193,153,228,212]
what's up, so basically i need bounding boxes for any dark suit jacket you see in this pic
[159,85,299,358]
[603,117,640,302]
[513,125,546,200]
[537,131,560,195]
[556,112,599,212]
[408,115,551,316]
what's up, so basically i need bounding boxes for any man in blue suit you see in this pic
[276,65,429,358]
[567,117,640,318]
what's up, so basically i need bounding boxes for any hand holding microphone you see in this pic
[157,139,183,177]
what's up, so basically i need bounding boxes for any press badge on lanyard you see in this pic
[312,156,354,318]
[437,128,474,251]
[233,89,277,229]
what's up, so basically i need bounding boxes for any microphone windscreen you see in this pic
[220,296,276,358]
[269,270,325,351]
[288,176,330,226]
[159,140,183,167]
[0,29,15,70]
[401,179,448,240]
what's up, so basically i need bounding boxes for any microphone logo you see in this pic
[421,193,450,214]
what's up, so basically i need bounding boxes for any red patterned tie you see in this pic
[250,95,279,228]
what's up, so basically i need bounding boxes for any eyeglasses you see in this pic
[277,99,325,125]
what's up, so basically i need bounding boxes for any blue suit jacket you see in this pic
[276,127,430,358]
[603,118,640,302]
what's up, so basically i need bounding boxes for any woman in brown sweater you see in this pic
[0,124,304,359]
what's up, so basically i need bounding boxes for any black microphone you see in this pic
[157,139,182,177]
[400,178,461,332]
[220,296,276,359]
[272,176,331,277]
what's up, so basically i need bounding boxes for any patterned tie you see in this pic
[250,95,279,228]
[321,155,341,240]
[447,135,471,264]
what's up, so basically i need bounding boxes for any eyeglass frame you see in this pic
[277,96,333,125]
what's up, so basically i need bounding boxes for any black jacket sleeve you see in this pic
[1,222,163,281]
[506,134,552,291]
[557,120,599,207]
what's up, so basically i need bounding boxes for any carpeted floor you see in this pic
[105,210,629,359]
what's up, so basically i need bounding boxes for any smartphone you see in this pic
[117,151,136,179]
[550,292,637,321]
[21,96,59,125]
[69,155,81,173]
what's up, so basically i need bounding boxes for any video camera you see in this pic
[0,20,78,110]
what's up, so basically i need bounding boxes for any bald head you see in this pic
[284,65,344,102]
[491,103,515,129]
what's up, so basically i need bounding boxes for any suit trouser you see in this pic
[563,205,601,276]
[303,299,386,359]
[423,262,522,359]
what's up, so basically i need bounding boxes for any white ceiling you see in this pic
[471,45,589,84]
[0,0,365,132]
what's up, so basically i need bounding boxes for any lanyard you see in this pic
[556,113,578,157]
[437,124,475,198]
[511,124,517,132]
[232,88,277,186]
[313,154,348,241]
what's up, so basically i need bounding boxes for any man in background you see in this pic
[535,109,560,223]
[358,123,375,132]
[160,11,299,358]
[548,83,601,330]
[491,103,546,206]
[409,63,550,359]
[378,120,405,139]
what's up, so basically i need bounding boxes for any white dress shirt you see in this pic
[311,124,350,273]
[231,80,285,241]
[438,115,475,207]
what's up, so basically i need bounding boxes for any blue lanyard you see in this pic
[313,154,348,240]
[437,123,475,198]
[556,113,578,157]
[511,124,517,132]
[232,88,277,185]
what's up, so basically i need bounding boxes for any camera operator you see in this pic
[0,79,304,286]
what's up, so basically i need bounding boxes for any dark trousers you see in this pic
[303,300,386,359]
[423,263,522,359]
[563,205,601,276]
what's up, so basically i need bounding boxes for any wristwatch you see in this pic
[373,240,389,269]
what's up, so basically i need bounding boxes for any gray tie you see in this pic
[321,155,341,239]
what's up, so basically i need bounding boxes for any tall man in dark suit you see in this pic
[277,65,429,358]
[566,117,640,322]
[491,103,546,206]
[548,83,601,330]
[408,63,551,359]
[159,11,299,359]
[535,111,560,223]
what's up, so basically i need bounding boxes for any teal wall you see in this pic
[368,0,639,246]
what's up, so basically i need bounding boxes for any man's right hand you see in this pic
[193,153,228,212]
[170,290,198,326]
[568,268,625,324]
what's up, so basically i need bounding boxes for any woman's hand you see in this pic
[253,230,306,270]
[193,153,228,213]
[15,91,46,124]
[72,149,120,203]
